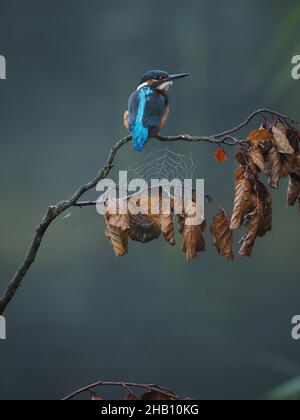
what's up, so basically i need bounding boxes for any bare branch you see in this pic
[0,135,132,314]
[0,109,298,315]
[62,380,190,400]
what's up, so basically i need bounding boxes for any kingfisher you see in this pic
[124,70,190,152]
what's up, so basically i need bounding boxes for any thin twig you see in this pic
[0,135,132,314]
[0,109,298,315]
[62,380,189,401]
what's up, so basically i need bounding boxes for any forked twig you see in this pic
[0,109,298,315]
[62,380,190,401]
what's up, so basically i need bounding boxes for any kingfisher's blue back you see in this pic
[128,86,167,152]
[124,70,189,152]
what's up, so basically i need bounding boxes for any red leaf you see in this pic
[247,128,272,142]
[215,147,227,163]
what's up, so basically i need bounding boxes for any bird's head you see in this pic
[137,70,189,91]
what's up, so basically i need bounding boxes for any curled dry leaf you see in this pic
[128,214,161,243]
[287,129,300,153]
[130,193,176,245]
[257,181,272,237]
[293,153,300,176]
[180,199,206,261]
[287,174,300,206]
[230,167,255,230]
[210,210,234,261]
[239,210,261,257]
[286,155,300,207]
[234,165,247,186]
[156,214,176,245]
[180,208,206,261]
[266,146,282,189]
[235,151,259,180]
[259,139,274,155]
[249,145,269,176]
[231,161,273,256]
[153,193,176,245]
[272,123,294,155]
[105,225,128,257]
[280,153,295,178]
[105,211,129,257]
[238,181,272,256]
[181,222,206,261]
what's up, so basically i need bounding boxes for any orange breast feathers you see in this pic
[123,104,169,134]
[124,110,129,130]
[157,105,170,132]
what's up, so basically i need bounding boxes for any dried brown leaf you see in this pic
[234,166,247,187]
[210,210,234,261]
[280,153,295,178]
[259,139,274,155]
[249,146,269,176]
[128,214,161,243]
[181,220,206,261]
[239,210,260,257]
[272,123,294,154]
[106,213,130,231]
[236,180,272,256]
[287,174,300,206]
[104,204,130,257]
[156,214,176,245]
[236,151,258,177]
[230,169,255,230]
[294,153,300,176]
[178,214,185,234]
[105,221,128,257]
[128,193,176,244]
[256,182,272,237]
[266,146,282,189]
[287,130,300,153]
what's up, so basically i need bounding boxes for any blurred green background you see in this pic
[0,0,300,400]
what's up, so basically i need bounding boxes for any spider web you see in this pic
[126,148,195,185]
[62,149,196,233]
[117,148,196,229]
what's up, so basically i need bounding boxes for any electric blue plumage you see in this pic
[129,86,152,152]
[128,86,167,152]
[125,70,189,152]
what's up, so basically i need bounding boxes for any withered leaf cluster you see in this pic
[104,194,233,262]
[248,124,300,194]
[105,195,176,257]
[230,164,272,256]
[231,123,300,256]
[102,123,300,261]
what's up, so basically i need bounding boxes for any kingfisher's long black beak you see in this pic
[167,73,190,81]
[153,72,190,89]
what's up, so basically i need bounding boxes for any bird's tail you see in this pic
[131,124,149,152]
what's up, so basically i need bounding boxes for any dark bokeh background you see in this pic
[1,0,300,400]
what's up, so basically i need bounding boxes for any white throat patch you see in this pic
[136,80,173,91]
[157,81,173,91]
